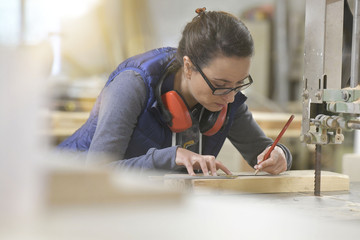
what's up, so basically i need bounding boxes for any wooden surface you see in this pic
[164,170,349,194]
[47,166,182,206]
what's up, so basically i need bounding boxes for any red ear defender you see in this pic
[161,91,193,132]
[200,105,228,136]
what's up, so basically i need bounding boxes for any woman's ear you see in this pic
[183,56,193,80]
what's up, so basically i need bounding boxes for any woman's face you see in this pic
[186,55,251,112]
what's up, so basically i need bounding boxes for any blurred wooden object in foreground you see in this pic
[45,161,182,206]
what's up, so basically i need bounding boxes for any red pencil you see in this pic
[254,114,295,175]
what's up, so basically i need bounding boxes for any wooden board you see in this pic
[163,170,349,194]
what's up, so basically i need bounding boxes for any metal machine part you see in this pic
[314,145,321,196]
[301,0,360,195]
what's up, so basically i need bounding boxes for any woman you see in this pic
[58,8,292,176]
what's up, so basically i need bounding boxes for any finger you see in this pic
[257,147,270,163]
[257,154,265,164]
[272,160,287,174]
[197,158,209,176]
[263,164,282,175]
[273,165,285,175]
[216,161,232,175]
[261,164,277,175]
[184,161,196,176]
[268,149,287,174]
[260,158,286,175]
[258,157,275,171]
[205,156,217,176]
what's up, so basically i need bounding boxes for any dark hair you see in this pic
[176,9,254,68]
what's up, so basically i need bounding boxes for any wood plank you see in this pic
[164,170,349,194]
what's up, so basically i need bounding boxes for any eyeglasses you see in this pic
[192,61,253,96]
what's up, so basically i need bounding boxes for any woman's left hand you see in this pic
[254,146,287,175]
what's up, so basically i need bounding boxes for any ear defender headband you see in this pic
[155,65,229,136]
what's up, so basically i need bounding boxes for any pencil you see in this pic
[254,114,295,175]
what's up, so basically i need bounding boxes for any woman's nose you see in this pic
[222,90,236,103]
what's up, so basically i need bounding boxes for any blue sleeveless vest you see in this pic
[58,47,247,159]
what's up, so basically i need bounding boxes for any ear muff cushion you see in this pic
[200,105,228,136]
[161,91,192,132]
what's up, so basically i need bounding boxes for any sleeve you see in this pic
[87,70,182,172]
[226,103,292,170]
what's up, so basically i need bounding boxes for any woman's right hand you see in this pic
[175,148,232,176]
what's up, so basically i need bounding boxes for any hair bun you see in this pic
[195,7,206,15]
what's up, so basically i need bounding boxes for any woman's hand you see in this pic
[175,148,232,176]
[254,146,287,175]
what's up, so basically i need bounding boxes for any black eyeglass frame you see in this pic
[192,61,253,96]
